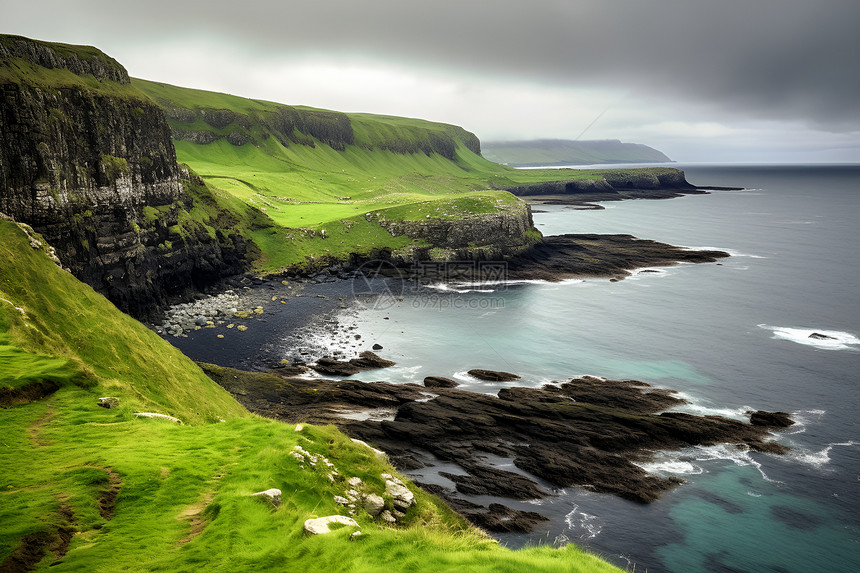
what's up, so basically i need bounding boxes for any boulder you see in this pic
[423,376,459,389]
[385,479,415,511]
[349,351,396,370]
[98,396,120,409]
[379,510,397,524]
[809,332,837,341]
[467,369,521,382]
[749,411,795,428]
[372,344,384,350]
[303,515,359,536]
[362,494,385,517]
[251,488,282,508]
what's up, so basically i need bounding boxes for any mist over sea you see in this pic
[316,164,860,572]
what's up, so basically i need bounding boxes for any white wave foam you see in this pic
[759,325,860,351]
[629,267,671,279]
[667,392,752,421]
[564,504,602,540]
[426,278,585,293]
[635,458,704,476]
[782,409,826,435]
[425,283,496,294]
[693,444,781,483]
[682,246,766,259]
[790,441,858,470]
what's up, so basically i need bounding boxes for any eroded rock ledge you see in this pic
[201,364,793,533]
[502,168,742,209]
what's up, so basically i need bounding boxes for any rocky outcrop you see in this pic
[501,168,710,207]
[467,369,521,382]
[377,202,539,260]
[0,36,250,318]
[202,364,793,532]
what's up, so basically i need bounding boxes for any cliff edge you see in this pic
[0,35,251,318]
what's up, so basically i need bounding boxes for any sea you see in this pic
[171,164,860,572]
[295,164,860,572]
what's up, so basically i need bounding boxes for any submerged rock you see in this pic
[423,376,459,389]
[809,332,837,341]
[468,369,521,382]
[749,410,795,428]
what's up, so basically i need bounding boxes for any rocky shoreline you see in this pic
[201,364,794,535]
[155,226,737,536]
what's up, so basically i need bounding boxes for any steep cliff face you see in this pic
[378,202,539,260]
[0,35,250,318]
[501,168,702,204]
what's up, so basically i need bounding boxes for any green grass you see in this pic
[0,334,80,391]
[0,221,243,423]
[133,78,641,272]
[0,219,622,571]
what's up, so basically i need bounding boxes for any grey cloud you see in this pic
[11,0,860,130]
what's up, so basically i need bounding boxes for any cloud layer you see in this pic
[6,0,860,161]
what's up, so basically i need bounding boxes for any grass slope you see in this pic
[0,220,622,571]
[133,79,621,271]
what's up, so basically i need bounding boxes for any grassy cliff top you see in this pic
[132,79,637,271]
[0,221,621,572]
[0,34,140,98]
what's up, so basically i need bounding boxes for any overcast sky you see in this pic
[4,0,859,162]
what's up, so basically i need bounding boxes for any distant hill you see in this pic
[482,139,672,167]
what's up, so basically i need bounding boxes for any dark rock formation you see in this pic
[424,376,459,389]
[0,36,250,318]
[749,410,795,428]
[201,364,793,532]
[310,351,396,376]
[808,332,837,341]
[501,167,741,208]
[467,369,521,382]
[503,234,729,281]
[375,202,539,260]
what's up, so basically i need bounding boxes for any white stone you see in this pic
[303,515,359,535]
[385,480,415,509]
[379,510,397,524]
[362,494,385,517]
[351,438,387,460]
[251,488,282,508]
[346,477,363,488]
[133,412,181,423]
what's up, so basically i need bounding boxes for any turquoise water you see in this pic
[309,165,860,572]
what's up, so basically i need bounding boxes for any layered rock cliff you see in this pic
[0,35,250,318]
[377,202,539,260]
